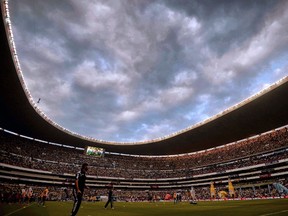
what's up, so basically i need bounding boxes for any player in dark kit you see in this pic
[71,163,88,216]
[104,187,114,209]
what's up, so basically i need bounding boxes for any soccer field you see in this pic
[1,199,288,216]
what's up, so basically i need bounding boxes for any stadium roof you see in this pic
[1,4,288,156]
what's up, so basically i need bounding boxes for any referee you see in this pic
[71,163,88,216]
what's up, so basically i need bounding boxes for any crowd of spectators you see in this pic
[0,126,287,179]
[2,0,288,179]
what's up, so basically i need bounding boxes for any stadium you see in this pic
[1,0,288,215]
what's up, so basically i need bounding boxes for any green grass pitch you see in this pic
[1,199,288,216]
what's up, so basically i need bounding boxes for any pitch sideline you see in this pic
[259,210,288,216]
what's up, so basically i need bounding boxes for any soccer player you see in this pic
[147,192,153,202]
[104,187,114,209]
[188,187,197,205]
[21,188,27,204]
[71,163,88,216]
[63,188,69,201]
[27,187,33,204]
[41,187,49,207]
[173,192,177,204]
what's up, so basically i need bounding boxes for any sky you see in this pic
[8,0,288,143]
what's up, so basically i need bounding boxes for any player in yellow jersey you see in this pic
[173,192,177,204]
[39,187,49,207]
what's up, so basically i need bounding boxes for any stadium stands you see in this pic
[1,126,288,201]
[0,0,288,204]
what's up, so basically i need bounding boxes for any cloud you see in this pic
[9,0,288,142]
[73,60,131,91]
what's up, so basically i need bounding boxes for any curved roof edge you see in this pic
[1,1,288,155]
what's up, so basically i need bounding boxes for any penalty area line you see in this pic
[3,203,34,216]
[259,210,288,216]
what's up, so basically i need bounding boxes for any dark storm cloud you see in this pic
[8,0,288,142]
[162,0,278,54]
